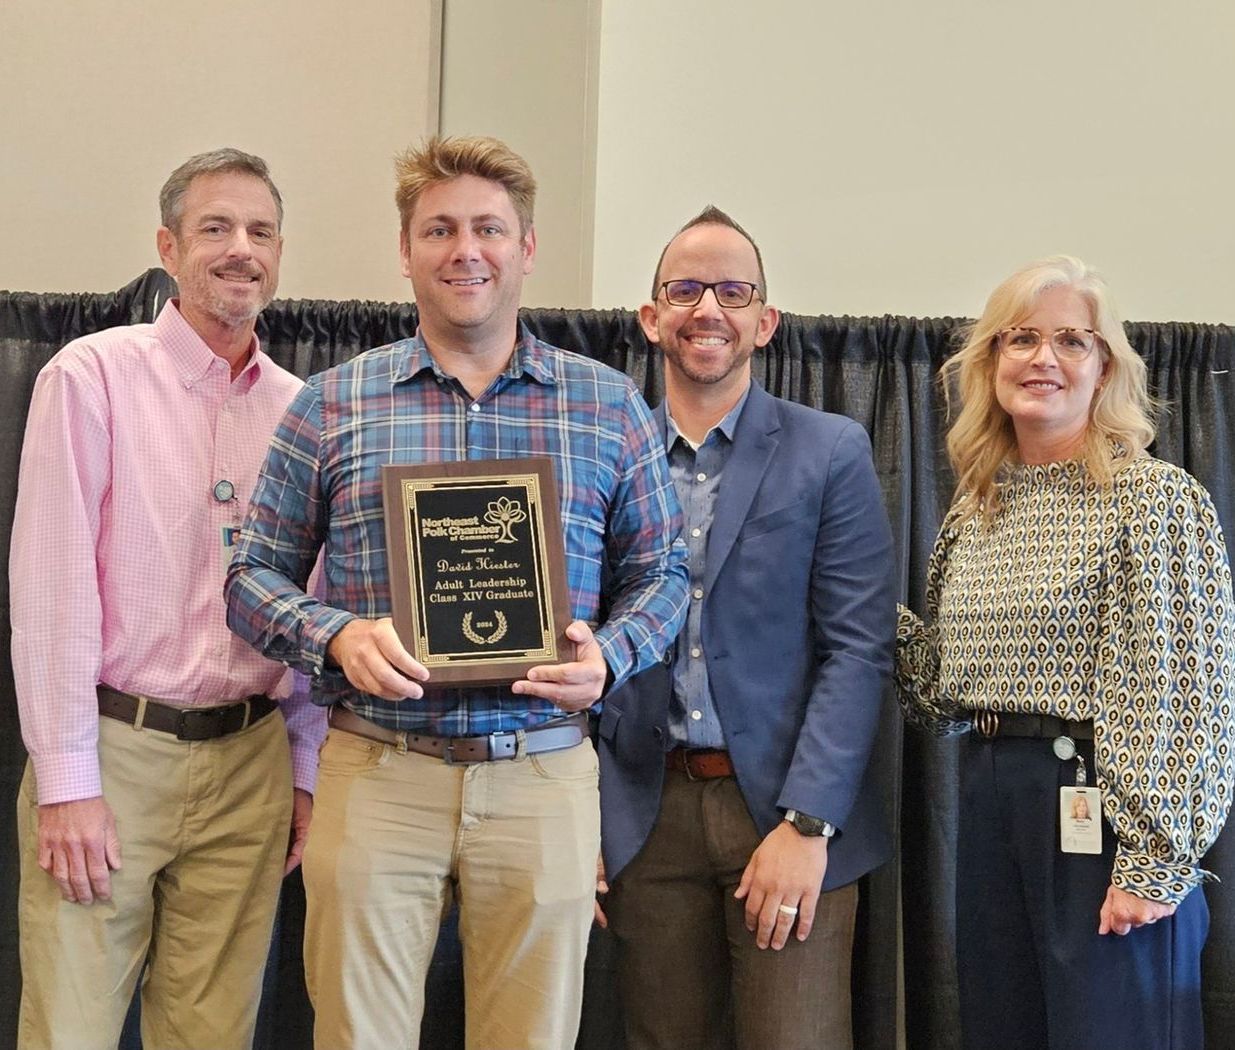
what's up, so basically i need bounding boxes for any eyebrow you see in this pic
[418,213,509,227]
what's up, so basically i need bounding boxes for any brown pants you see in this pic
[606,769,858,1050]
[302,726,600,1050]
[17,709,292,1050]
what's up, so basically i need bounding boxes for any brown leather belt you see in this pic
[97,685,277,741]
[972,710,1094,741]
[665,747,735,780]
[328,706,590,764]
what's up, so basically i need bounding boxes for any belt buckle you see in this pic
[176,706,223,741]
[974,709,1000,738]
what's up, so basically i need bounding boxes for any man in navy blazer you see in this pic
[601,207,896,1050]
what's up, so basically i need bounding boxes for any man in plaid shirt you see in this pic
[226,135,688,1049]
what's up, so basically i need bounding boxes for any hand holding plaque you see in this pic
[382,458,571,686]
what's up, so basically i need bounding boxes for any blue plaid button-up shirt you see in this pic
[226,325,688,735]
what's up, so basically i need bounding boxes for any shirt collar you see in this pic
[392,321,559,388]
[155,299,263,389]
[664,382,751,452]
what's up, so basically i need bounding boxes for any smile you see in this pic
[445,277,489,286]
[688,335,728,347]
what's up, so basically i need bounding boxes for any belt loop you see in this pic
[514,729,528,762]
[132,695,148,733]
[394,730,408,755]
[241,698,252,730]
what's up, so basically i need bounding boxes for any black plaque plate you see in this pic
[382,457,571,686]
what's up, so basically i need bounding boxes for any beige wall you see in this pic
[0,0,440,303]
[592,1,1235,324]
[5,1,1231,325]
[439,0,601,308]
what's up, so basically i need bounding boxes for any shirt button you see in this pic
[691,527,702,538]
[690,710,703,721]
[470,403,481,412]
[696,472,707,482]
[692,588,704,600]
[690,647,701,658]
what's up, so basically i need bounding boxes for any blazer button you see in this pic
[662,650,673,666]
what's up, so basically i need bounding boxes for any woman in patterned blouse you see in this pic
[897,255,1234,1050]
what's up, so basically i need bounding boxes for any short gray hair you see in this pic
[159,148,284,233]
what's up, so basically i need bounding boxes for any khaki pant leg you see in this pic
[140,710,293,1050]
[17,718,185,1050]
[456,739,599,1050]
[302,729,457,1050]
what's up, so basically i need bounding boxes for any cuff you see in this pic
[302,607,358,676]
[29,749,104,807]
[1111,846,1215,906]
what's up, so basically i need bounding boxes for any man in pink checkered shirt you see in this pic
[10,148,325,1050]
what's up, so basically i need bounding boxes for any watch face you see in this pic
[792,811,828,837]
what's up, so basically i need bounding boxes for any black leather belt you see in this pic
[329,706,590,764]
[972,710,1094,741]
[98,685,277,741]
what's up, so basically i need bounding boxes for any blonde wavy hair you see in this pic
[941,255,1155,520]
[395,135,536,238]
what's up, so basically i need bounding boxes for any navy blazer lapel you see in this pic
[703,383,781,593]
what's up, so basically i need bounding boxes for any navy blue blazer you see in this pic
[598,382,896,887]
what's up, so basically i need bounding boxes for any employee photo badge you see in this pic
[1060,786,1102,854]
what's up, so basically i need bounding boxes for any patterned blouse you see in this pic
[897,453,1235,904]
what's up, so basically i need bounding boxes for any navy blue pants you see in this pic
[956,735,1208,1050]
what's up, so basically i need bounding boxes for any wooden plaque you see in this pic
[381,457,571,686]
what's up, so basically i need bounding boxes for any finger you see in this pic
[1098,904,1112,936]
[105,822,123,871]
[66,842,94,905]
[594,900,608,929]
[284,827,307,876]
[796,887,820,942]
[85,841,114,901]
[373,621,430,681]
[357,651,425,700]
[744,883,766,933]
[756,897,783,950]
[770,902,799,951]
[734,863,754,902]
[50,846,75,902]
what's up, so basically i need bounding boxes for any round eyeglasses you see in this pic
[657,280,763,309]
[996,327,1102,362]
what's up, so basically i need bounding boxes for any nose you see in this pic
[451,228,481,263]
[692,286,726,319]
[225,227,254,259]
[1027,335,1060,366]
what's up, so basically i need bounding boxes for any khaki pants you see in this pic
[607,770,859,1050]
[303,726,600,1050]
[17,709,292,1050]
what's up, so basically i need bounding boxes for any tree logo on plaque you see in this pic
[484,497,528,544]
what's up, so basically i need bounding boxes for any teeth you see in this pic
[448,277,486,286]
[690,336,727,346]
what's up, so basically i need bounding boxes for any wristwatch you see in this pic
[784,809,836,838]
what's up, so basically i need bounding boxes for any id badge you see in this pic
[1060,786,1102,854]
[221,524,243,575]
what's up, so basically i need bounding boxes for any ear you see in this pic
[521,226,537,276]
[399,228,412,279]
[755,304,781,348]
[156,226,179,276]
[638,301,661,345]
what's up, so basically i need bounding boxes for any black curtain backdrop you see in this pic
[0,270,1231,1050]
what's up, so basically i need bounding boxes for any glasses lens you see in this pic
[999,328,1043,357]
[714,282,755,308]
[664,280,704,306]
[1051,328,1095,358]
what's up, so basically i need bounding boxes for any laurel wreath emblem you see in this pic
[462,610,508,646]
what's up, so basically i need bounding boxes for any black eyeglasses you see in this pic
[656,280,763,309]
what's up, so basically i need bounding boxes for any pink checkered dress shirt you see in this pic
[11,301,326,805]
